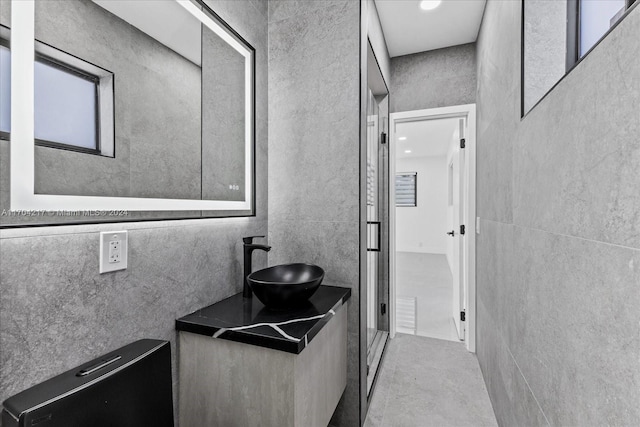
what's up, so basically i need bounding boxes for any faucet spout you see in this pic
[242,237,271,298]
[247,244,272,252]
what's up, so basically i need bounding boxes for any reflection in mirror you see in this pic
[0,0,255,226]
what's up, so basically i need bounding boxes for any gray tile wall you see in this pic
[476,1,640,425]
[0,0,268,422]
[522,0,567,113]
[267,1,361,425]
[390,43,476,113]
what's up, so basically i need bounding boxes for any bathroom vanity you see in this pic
[175,285,350,427]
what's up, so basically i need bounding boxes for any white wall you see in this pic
[395,155,448,254]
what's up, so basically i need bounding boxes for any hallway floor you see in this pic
[365,334,497,427]
[396,252,459,341]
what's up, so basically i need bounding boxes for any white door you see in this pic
[450,120,466,340]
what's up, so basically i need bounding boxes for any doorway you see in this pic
[389,105,476,352]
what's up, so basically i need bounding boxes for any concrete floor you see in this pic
[365,334,497,427]
[396,252,459,341]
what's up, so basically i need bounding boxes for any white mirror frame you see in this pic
[10,0,254,211]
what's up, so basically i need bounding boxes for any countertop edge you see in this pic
[175,286,351,354]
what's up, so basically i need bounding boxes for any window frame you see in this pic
[32,51,102,155]
[566,0,637,69]
[521,0,639,117]
[0,30,114,157]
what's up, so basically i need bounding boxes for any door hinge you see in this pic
[460,138,466,149]
[460,311,466,322]
[381,303,387,316]
[380,132,387,145]
[460,224,465,235]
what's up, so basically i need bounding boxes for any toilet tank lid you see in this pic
[2,339,169,420]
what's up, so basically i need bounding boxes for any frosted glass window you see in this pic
[0,44,99,151]
[580,0,626,57]
[0,45,9,134]
[34,59,98,149]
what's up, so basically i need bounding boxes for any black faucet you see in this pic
[243,236,271,298]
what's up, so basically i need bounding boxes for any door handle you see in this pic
[367,221,381,252]
[447,230,455,236]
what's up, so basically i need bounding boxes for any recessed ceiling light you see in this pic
[419,0,442,11]
[398,136,407,141]
[404,150,412,154]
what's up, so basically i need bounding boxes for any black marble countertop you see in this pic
[175,285,351,354]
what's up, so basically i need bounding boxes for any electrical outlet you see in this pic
[109,240,121,263]
[100,231,128,273]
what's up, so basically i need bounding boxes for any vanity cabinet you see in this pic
[176,286,350,427]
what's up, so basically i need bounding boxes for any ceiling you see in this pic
[93,0,201,65]
[374,0,487,57]
[395,118,458,159]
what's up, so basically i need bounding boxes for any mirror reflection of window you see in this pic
[34,58,98,151]
[0,33,114,156]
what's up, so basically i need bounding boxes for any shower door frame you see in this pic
[389,104,477,353]
[363,39,390,401]
[365,90,389,391]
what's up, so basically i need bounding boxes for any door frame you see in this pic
[389,104,477,352]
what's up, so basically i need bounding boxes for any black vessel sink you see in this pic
[247,263,325,309]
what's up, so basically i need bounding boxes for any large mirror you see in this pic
[0,0,255,226]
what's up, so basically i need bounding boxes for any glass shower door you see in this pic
[366,88,380,354]
[365,47,389,395]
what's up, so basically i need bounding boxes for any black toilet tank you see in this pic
[1,339,174,427]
